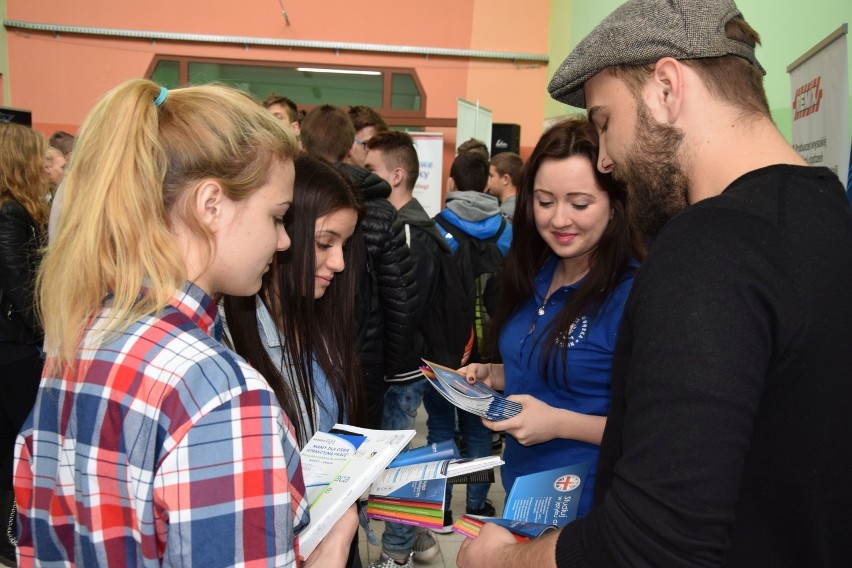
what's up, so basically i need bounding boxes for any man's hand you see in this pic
[458,522,560,568]
[457,523,519,568]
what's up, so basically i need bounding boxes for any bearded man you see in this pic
[457,1,852,567]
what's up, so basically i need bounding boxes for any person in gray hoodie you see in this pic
[429,152,513,530]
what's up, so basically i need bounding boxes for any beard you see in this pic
[615,99,691,239]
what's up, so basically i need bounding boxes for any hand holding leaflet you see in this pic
[298,424,415,558]
[452,463,592,542]
[420,360,521,421]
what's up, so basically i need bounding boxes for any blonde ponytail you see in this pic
[38,79,297,371]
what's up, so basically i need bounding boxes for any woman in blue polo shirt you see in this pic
[462,116,644,517]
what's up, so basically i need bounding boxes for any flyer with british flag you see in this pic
[452,462,593,541]
[502,462,593,527]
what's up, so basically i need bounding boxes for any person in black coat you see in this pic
[0,123,50,566]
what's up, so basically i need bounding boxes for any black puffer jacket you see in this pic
[387,198,448,383]
[0,197,45,345]
[337,163,419,377]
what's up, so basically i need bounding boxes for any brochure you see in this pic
[366,455,504,530]
[419,359,521,421]
[502,462,592,527]
[448,468,495,485]
[297,424,416,558]
[452,462,593,541]
[388,439,460,468]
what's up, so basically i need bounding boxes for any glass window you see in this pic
[391,73,421,110]
[147,57,428,120]
[187,62,384,108]
[151,60,180,89]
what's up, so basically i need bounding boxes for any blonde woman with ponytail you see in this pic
[14,80,357,567]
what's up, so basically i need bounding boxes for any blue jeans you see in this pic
[422,387,492,511]
[380,379,431,554]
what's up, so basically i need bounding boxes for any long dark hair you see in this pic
[491,116,644,383]
[224,154,366,442]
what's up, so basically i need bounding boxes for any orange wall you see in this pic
[6,0,551,180]
[469,0,550,159]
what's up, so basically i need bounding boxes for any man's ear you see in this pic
[194,179,226,231]
[501,173,511,186]
[649,57,685,124]
[392,166,405,188]
[447,177,456,192]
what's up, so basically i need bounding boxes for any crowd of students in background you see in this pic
[3,1,852,566]
[3,76,620,567]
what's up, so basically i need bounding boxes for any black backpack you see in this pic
[405,224,472,369]
[434,214,509,364]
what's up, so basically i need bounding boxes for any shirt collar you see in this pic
[534,255,584,301]
[170,281,219,337]
[255,295,284,349]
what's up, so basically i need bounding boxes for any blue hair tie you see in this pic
[154,86,168,107]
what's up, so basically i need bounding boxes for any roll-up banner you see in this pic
[411,132,444,219]
[456,98,493,153]
[788,24,849,189]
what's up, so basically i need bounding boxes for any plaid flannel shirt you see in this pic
[14,282,309,567]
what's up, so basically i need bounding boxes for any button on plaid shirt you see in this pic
[14,282,309,567]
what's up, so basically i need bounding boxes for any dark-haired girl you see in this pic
[224,153,365,446]
[462,116,644,518]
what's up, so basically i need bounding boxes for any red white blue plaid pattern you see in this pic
[14,282,309,567]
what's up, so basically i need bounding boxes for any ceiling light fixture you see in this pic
[296,67,381,76]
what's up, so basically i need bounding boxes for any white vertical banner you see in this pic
[788,24,849,183]
[456,98,493,152]
[410,132,444,218]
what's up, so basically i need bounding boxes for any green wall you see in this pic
[545,0,617,121]
[546,0,852,142]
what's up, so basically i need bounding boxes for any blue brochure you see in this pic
[420,360,522,421]
[503,462,593,527]
[388,440,460,468]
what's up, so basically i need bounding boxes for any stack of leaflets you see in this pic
[452,462,592,541]
[298,424,416,558]
[366,441,504,530]
[419,359,522,421]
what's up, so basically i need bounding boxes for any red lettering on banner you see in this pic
[792,76,823,121]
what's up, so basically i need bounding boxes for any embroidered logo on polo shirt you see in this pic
[556,316,588,348]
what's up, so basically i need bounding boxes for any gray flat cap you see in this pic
[548,0,765,108]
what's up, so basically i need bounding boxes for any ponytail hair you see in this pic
[38,79,298,370]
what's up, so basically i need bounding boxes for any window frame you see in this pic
[145,55,434,121]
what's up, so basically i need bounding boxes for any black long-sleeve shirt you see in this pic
[557,166,852,567]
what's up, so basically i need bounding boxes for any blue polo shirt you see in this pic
[499,255,636,518]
